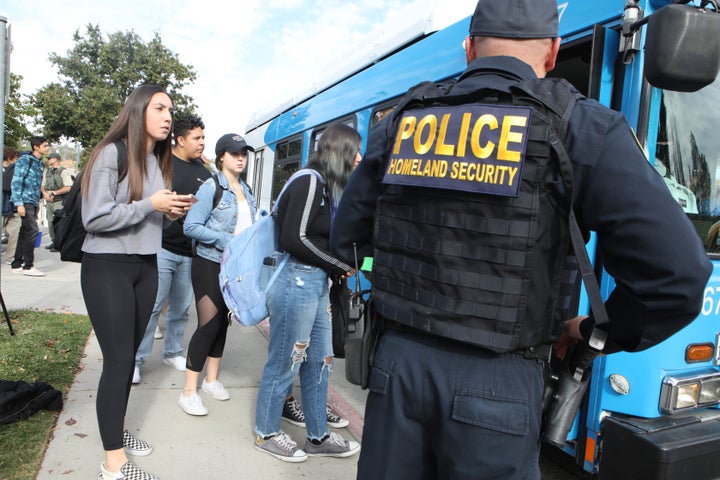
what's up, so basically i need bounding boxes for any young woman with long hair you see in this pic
[253,123,362,462]
[81,84,194,480]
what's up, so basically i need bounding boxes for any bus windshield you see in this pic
[653,74,720,253]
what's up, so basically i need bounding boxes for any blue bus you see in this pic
[244,1,720,477]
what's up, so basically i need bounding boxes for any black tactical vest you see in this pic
[372,78,582,353]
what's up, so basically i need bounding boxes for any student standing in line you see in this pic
[253,123,361,462]
[81,84,194,480]
[10,136,49,276]
[180,133,257,416]
[2,146,21,264]
[133,114,211,384]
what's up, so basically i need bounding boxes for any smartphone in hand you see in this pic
[187,194,199,204]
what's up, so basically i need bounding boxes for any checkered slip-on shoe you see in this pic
[99,461,158,479]
[123,430,153,456]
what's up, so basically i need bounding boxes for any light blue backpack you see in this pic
[219,169,323,326]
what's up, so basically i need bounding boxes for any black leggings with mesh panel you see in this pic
[186,255,229,372]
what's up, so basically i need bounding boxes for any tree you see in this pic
[3,73,34,148]
[33,24,197,153]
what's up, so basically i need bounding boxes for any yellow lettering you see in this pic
[485,165,496,183]
[411,159,421,175]
[393,116,417,155]
[497,115,527,162]
[457,112,472,158]
[507,167,519,186]
[401,159,414,175]
[386,158,396,174]
[435,114,454,156]
[415,115,437,155]
[471,114,498,159]
[450,162,459,179]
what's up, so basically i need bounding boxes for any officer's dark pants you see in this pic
[357,329,544,480]
[12,204,38,269]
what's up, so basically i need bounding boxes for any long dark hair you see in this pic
[306,123,360,208]
[82,85,173,201]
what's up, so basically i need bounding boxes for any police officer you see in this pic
[330,0,712,478]
[41,152,73,251]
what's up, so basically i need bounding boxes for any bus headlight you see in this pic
[660,371,720,414]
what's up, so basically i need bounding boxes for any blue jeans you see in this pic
[255,254,333,441]
[135,248,193,367]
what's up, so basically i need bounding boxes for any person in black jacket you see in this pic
[133,114,212,384]
[330,1,712,478]
[253,123,361,462]
[2,146,20,263]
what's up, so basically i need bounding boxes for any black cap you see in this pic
[469,0,558,39]
[215,133,254,157]
[47,152,61,161]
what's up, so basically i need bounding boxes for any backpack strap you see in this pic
[112,141,128,182]
[211,174,222,210]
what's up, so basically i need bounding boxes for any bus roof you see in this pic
[245,0,477,132]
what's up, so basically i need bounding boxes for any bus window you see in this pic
[653,75,720,253]
[271,135,303,206]
[311,116,358,153]
[371,104,396,127]
[250,148,264,202]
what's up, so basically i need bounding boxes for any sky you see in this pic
[0,0,452,155]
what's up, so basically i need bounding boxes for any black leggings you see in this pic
[81,253,158,451]
[186,255,229,372]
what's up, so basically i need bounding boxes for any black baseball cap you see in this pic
[215,133,255,157]
[469,0,559,39]
[47,152,61,161]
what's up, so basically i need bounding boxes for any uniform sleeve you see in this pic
[570,104,711,353]
[330,121,389,264]
[278,175,352,275]
[61,169,74,187]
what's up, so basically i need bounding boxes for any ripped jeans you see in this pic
[254,253,333,441]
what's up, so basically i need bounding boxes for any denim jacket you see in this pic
[184,171,257,263]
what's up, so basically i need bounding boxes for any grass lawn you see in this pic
[0,310,91,480]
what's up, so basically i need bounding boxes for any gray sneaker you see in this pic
[254,432,308,463]
[303,432,361,458]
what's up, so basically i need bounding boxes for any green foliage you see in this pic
[0,310,92,480]
[3,73,34,147]
[33,24,197,151]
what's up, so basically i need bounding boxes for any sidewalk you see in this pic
[1,232,368,479]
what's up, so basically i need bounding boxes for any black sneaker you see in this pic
[281,397,305,427]
[281,397,350,429]
[325,404,349,428]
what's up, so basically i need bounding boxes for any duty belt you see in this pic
[384,319,551,362]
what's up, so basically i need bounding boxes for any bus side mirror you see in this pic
[644,4,720,92]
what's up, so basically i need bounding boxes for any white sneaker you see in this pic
[178,392,208,416]
[11,267,22,273]
[21,266,46,277]
[201,379,230,401]
[154,326,163,339]
[162,355,186,371]
[132,367,141,384]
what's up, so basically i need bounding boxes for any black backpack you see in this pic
[53,141,128,262]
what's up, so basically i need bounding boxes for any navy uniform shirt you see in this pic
[331,56,712,354]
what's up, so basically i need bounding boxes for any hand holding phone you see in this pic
[187,194,199,204]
